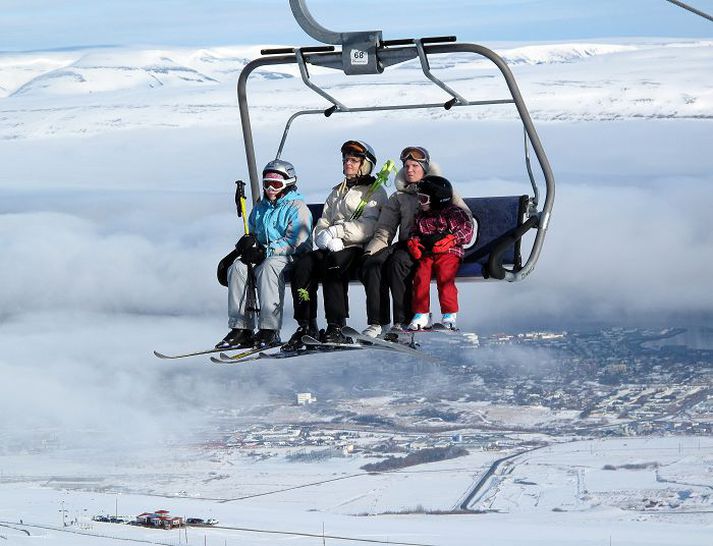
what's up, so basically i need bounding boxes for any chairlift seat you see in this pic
[291,195,526,281]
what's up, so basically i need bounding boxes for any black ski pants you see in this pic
[290,247,363,326]
[359,242,416,326]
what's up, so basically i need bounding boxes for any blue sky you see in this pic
[1,0,712,51]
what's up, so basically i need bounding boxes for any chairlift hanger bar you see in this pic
[664,0,713,22]
[275,98,516,160]
[260,37,458,57]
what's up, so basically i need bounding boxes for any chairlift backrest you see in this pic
[304,194,527,281]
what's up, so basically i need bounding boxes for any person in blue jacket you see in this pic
[216,159,313,349]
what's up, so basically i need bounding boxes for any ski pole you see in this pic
[352,160,396,220]
[235,180,260,313]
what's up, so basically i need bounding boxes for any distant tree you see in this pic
[361,446,468,472]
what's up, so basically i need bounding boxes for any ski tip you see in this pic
[210,356,226,364]
[153,350,170,359]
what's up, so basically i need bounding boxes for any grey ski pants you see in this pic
[227,255,291,331]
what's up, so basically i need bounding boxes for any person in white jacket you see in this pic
[282,140,388,349]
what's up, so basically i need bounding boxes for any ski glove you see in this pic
[240,240,266,265]
[326,238,345,253]
[328,225,342,239]
[314,229,332,250]
[235,233,257,254]
[432,234,457,254]
[407,237,424,260]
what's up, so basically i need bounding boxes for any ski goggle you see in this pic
[262,172,289,191]
[417,193,431,205]
[400,146,429,163]
[341,141,367,158]
[263,179,287,191]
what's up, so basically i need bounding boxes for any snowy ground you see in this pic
[1,437,712,545]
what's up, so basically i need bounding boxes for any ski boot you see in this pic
[407,313,432,331]
[215,328,254,349]
[322,323,352,344]
[281,320,318,352]
[441,313,457,330]
[361,324,382,338]
[254,329,280,348]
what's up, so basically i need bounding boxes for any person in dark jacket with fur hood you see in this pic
[359,146,475,336]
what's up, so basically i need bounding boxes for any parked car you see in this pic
[186,518,205,525]
[206,518,219,526]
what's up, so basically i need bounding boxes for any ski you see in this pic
[431,322,459,332]
[219,343,283,361]
[301,335,365,350]
[153,345,252,360]
[341,326,442,363]
[214,344,359,364]
[209,343,285,364]
[210,353,262,364]
[393,323,460,336]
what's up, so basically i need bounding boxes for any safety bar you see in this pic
[486,216,539,280]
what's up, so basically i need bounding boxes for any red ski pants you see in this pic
[411,253,460,314]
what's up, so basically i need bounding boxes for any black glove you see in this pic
[240,239,266,265]
[420,232,445,251]
[235,233,256,254]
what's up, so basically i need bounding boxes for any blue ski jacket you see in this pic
[248,189,313,257]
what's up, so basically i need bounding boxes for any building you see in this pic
[136,510,184,529]
[297,392,316,405]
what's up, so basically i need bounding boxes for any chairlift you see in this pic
[235,0,555,282]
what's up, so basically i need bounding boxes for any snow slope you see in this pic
[1,40,711,139]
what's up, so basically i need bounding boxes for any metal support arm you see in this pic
[289,0,383,74]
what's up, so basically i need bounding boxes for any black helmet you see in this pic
[340,140,376,175]
[418,175,453,209]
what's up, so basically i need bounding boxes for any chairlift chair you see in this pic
[235,0,555,282]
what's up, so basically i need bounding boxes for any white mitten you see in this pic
[327,238,345,252]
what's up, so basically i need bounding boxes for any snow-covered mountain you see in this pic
[1,40,711,139]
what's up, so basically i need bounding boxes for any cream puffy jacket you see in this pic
[314,176,389,248]
[364,162,475,255]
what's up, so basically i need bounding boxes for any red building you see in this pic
[136,510,184,529]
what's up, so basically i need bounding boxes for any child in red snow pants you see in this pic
[411,253,461,314]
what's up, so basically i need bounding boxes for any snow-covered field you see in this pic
[1,38,712,544]
[1,437,711,545]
